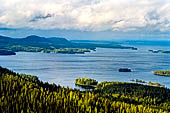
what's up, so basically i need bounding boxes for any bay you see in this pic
[1,45,170,89]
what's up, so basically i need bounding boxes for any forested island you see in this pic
[75,78,98,88]
[0,35,137,54]
[153,70,170,76]
[1,66,170,112]
[0,49,16,55]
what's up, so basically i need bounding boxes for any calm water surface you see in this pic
[1,45,170,89]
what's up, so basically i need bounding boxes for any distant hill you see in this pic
[0,35,137,54]
[0,35,97,54]
[0,35,73,49]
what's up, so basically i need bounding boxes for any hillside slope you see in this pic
[0,66,170,112]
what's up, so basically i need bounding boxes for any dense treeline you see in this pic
[41,48,91,54]
[75,78,98,85]
[75,78,98,89]
[95,82,170,111]
[6,45,43,52]
[154,70,170,76]
[1,67,170,113]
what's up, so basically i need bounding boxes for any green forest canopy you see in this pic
[1,66,170,113]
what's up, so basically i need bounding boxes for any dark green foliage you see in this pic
[95,81,170,111]
[1,67,169,113]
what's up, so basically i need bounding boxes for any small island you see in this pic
[119,68,132,72]
[0,49,16,55]
[153,70,170,76]
[75,78,98,89]
[149,50,170,54]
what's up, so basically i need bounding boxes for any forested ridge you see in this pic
[0,35,137,55]
[0,66,170,113]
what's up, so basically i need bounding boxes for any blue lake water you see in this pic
[1,45,170,89]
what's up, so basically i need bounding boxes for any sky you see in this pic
[0,0,170,40]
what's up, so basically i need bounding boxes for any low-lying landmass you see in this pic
[72,40,138,50]
[148,81,165,88]
[130,79,165,88]
[149,49,170,54]
[153,70,170,76]
[41,48,91,54]
[76,78,165,89]
[0,49,16,55]
[0,35,137,55]
[6,45,92,54]
[2,67,170,112]
[130,79,147,83]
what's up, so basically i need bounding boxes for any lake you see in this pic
[1,45,170,89]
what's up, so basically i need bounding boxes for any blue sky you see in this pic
[0,0,170,40]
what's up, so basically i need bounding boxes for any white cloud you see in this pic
[0,0,170,32]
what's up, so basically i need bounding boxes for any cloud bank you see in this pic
[0,0,170,33]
